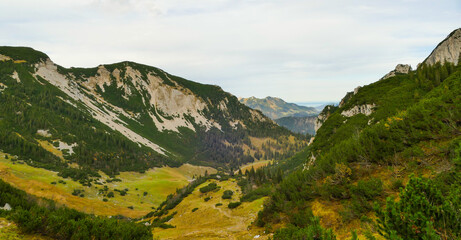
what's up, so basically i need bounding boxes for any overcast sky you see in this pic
[1,0,460,104]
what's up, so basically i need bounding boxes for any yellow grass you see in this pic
[249,136,274,149]
[36,140,63,159]
[238,160,273,174]
[0,153,216,218]
[152,179,270,239]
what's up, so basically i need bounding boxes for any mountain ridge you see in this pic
[0,46,304,176]
[239,96,318,120]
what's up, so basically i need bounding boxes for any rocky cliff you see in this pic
[424,28,461,66]
[0,47,301,174]
[381,64,412,80]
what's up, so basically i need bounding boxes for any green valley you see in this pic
[0,19,460,240]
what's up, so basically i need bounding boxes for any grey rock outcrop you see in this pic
[1,203,12,211]
[341,104,376,117]
[339,86,362,108]
[424,28,461,66]
[314,105,337,132]
[381,64,412,80]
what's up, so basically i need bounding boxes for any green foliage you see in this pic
[149,211,177,229]
[273,216,336,240]
[375,175,460,239]
[221,190,234,199]
[0,179,152,240]
[257,62,461,231]
[191,207,198,212]
[227,202,241,209]
[350,178,383,201]
[0,46,49,63]
[240,186,271,202]
[199,183,218,193]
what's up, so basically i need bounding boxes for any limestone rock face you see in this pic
[315,105,336,132]
[341,104,376,117]
[1,203,12,211]
[381,64,412,80]
[424,28,461,66]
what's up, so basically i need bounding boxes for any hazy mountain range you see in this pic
[239,96,319,135]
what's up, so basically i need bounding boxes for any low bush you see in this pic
[200,183,218,193]
[228,202,241,209]
[222,190,233,199]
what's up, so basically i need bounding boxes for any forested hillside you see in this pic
[244,30,461,239]
[0,46,304,179]
[275,116,317,135]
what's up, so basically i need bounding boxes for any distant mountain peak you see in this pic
[239,96,318,120]
[424,28,461,66]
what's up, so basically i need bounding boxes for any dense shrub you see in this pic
[350,178,383,200]
[221,190,233,199]
[240,186,271,202]
[227,202,241,209]
[199,183,218,193]
[375,175,461,239]
[274,216,336,240]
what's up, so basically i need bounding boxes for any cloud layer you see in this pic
[1,0,460,102]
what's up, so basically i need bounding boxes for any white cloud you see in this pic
[0,0,460,102]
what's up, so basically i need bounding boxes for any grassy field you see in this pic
[152,179,270,239]
[238,159,273,174]
[0,152,216,218]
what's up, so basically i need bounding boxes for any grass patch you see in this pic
[0,154,214,218]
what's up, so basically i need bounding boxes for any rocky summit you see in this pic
[424,28,461,66]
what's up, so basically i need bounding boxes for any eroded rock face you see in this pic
[314,105,336,132]
[341,104,376,117]
[314,114,327,132]
[424,28,461,66]
[381,64,412,80]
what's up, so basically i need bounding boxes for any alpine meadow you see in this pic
[0,2,460,239]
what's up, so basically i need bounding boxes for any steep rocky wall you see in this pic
[424,28,461,66]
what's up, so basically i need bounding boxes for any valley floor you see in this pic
[150,179,269,240]
[0,152,215,218]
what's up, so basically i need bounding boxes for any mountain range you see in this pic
[0,28,460,240]
[0,47,304,178]
[239,96,318,119]
[239,96,319,135]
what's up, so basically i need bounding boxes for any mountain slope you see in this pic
[252,28,461,239]
[275,116,317,135]
[0,47,303,177]
[239,96,318,119]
